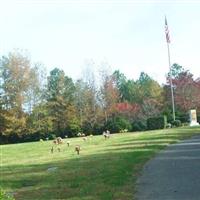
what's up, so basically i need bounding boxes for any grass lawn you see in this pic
[1,126,200,200]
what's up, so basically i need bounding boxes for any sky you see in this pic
[0,0,200,84]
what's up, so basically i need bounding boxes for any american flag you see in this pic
[165,17,170,43]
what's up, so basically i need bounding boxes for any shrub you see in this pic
[82,122,93,135]
[93,123,104,135]
[132,120,147,131]
[147,116,167,130]
[105,116,132,133]
[0,134,9,144]
[176,114,189,123]
[7,133,20,144]
[23,132,42,142]
[166,123,172,128]
[171,120,182,127]
[197,115,200,123]
[49,134,56,140]
[182,122,190,127]
[62,120,81,138]
[0,188,15,200]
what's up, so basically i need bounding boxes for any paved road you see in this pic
[135,135,200,200]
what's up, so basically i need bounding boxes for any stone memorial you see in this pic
[189,109,199,126]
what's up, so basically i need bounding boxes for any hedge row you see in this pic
[1,114,194,144]
[147,116,167,130]
[197,115,200,123]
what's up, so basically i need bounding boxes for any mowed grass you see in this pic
[1,127,200,200]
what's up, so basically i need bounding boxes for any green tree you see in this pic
[137,72,163,118]
[113,70,127,101]
[46,68,78,136]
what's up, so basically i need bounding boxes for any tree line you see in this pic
[0,51,200,144]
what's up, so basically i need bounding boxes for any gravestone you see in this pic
[189,109,199,126]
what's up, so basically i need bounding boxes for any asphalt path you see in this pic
[135,135,200,200]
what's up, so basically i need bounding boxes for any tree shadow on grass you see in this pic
[1,147,158,200]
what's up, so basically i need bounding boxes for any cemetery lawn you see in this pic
[1,126,200,200]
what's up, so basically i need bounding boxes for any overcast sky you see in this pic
[1,0,200,83]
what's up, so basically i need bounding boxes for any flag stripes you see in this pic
[165,17,170,43]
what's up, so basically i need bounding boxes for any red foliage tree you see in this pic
[115,102,140,115]
[168,70,200,112]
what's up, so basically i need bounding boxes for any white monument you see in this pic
[189,109,199,126]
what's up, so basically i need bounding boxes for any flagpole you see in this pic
[167,42,176,121]
[165,16,175,121]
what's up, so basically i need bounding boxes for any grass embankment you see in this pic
[1,126,200,200]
